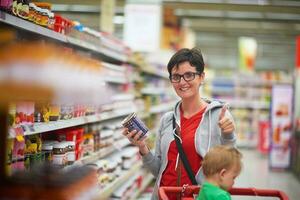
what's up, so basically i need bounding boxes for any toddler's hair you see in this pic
[202,145,242,177]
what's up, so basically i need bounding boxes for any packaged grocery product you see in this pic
[66,141,75,165]
[42,142,53,163]
[121,112,148,137]
[52,142,67,166]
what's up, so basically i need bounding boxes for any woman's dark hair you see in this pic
[167,48,205,75]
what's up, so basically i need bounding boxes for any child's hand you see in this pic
[218,105,235,135]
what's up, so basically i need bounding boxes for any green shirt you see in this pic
[197,182,231,200]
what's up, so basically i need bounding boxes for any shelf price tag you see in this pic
[27,124,35,132]
[14,126,25,142]
[83,116,89,124]
[0,11,5,20]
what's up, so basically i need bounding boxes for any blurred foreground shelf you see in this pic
[94,162,142,200]
[129,172,154,200]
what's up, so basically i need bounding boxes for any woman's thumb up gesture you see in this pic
[218,105,235,135]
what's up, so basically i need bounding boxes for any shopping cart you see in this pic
[159,185,289,200]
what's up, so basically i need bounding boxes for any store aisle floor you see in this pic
[233,149,300,200]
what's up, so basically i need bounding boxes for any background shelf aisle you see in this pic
[203,71,292,148]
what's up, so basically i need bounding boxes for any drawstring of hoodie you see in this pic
[173,127,182,171]
[172,105,214,170]
[173,109,213,169]
[207,110,212,152]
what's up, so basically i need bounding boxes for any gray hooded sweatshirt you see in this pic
[141,99,236,200]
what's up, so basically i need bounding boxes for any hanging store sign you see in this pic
[258,121,270,155]
[238,37,257,72]
[296,36,300,69]
[270,84,293,169]
[123,3,161,52]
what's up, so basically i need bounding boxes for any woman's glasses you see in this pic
[169,72,202,83]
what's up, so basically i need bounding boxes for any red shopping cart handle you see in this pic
[159,186,289,200]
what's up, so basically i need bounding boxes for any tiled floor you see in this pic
[233,149,300,200]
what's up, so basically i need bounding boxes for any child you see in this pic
[197,145,242,200]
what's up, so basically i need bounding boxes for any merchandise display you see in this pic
[0,6,178,199]
[203,70,292,148]
[292,74,300,181]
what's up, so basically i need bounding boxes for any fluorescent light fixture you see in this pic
[52,4,124,14]
[175,9,224,17]
[163,0,223,3]
[52,4,99,12]
[227,0,268,5]
[227,11,263,19]
[272,0,300,7]
[114,16,124,24]
[265,13,300,21]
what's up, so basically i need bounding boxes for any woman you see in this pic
[123,48,236,200]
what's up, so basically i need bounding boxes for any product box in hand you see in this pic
[121,112,148,137]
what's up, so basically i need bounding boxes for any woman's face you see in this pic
[170,61,204,100]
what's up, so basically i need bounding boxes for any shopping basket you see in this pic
[159,185,289,200]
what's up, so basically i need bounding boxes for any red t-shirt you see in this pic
[160,105,206,197]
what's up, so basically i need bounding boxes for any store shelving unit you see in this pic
[0,11,66,42]
[9,110,133,138]
[95,162,143,200]
[129,172,154,200]
[140,67,169,80]
[0,11,156,200]
[204,74,292,148]
[0,11,128,64]
[149,100,178,114]
[64,138,130,170]
[66,37,127,63]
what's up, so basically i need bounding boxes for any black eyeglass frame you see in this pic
[169,72,202,83]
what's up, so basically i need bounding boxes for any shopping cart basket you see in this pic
[159,185,289,200]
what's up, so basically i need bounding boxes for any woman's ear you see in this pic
[201,72,205,79]
[201,72,205,80]
[199,72,205,85]
[200,72,205,85]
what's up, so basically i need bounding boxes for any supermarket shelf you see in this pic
[141,87,173,96]
[0,11,128,63]
[0,11,66,41]
[81,139,130,164]
[64,138,130,171]
[211,88,235,95]
[141,67,169,79]
[67,37,127,63]
[95,161,142,200]
[228,100,270,110]
[237,139,257,149]
[149,101,177,114]
[104,76,127,84]
[9,110,133,138]
[139,112,151,119]
[206,77,293,86]
[129,172,154,200]
[81,147,115,165]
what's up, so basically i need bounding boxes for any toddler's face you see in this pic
[220,165,241,191]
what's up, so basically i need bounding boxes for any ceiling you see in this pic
[37,0,300,71]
